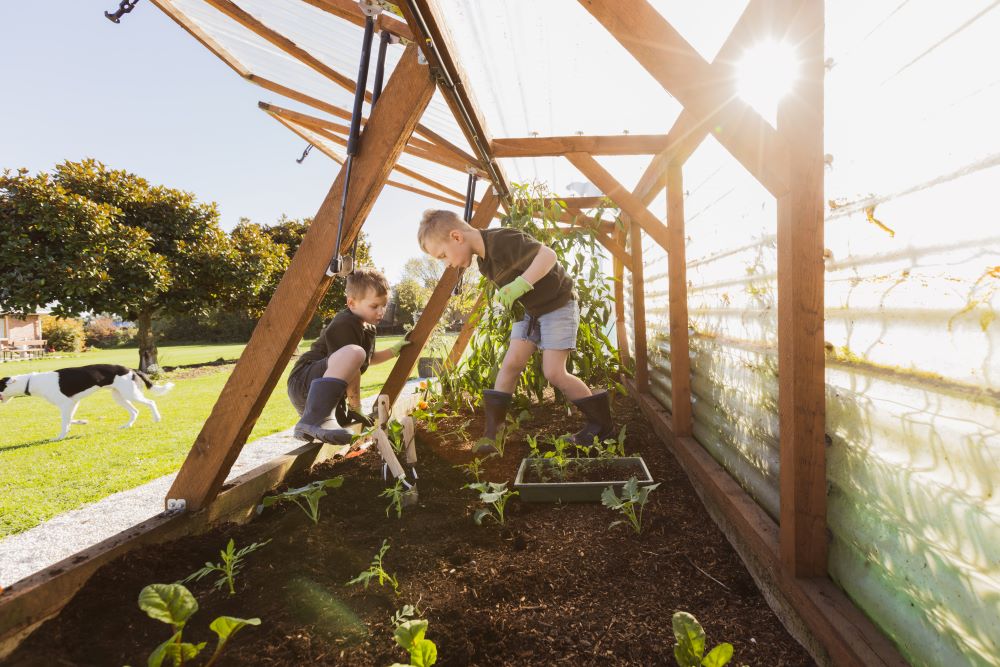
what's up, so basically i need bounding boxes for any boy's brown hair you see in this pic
[417,209,474,253]
[345,266,390,299]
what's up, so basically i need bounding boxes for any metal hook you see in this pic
[105,0,140,23]
[296,143,314,164]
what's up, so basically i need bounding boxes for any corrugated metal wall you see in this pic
[626,2,1000,665]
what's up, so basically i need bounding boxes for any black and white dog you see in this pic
[0,364,174,440]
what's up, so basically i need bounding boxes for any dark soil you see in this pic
[5,395,816,666]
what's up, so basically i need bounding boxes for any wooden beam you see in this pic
[542,196,608,209]
[629,220,649,391]
[666,162,692,437]
[627,383,909,667]
[299,0,413,40]
[149,0,250,77]
[566,152,671,252]
[386,180,465,208]
[776,0,826,578]
[593,230,632,267]
[578,0,790,198]
[612,226,631,367]
[398,0,512,204]
[447,293,485,366]
[165,46,434,511]
[270,114,344,164]
[492,134,669,158]
[380,189,501,404]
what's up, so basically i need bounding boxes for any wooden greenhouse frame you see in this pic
[0,2,911,665]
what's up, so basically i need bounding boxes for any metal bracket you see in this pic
[359,0,383,18]
[105,0,140,23]
[326,254,355,277]
[164,498,186,514]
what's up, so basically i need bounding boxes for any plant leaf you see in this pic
[673,611,707,665]
[702,642,734,667]
[473,508,491,526]
[209,615,261,643]
[601,486,620,509]
[410,637,438,667]
[146,630,181,667]
[394,619,428,650]
[138,583,198,629]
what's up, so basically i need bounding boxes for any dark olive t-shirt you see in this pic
[477,227,574,316]
[290,308,376,377]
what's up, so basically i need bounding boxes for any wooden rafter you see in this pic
[271,114,344,164]
[447,293,485,366]
[665,163,692,437]
[541,196,609,209]
[566,152,671,253]
[492,134,670,158]
[578,0,790,198]
[398,0,512,205]
[165,46,434,511]
[299,0,413,40]
[612,225,631,367]
[629,220,649,391]
[380,189,501,405]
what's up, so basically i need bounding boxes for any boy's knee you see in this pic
[329,345,366,367]
[542,363,566,385]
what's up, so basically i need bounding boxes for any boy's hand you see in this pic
[497,276,533,309]
[389,337,411,356]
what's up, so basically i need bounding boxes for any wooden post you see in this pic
[666,162,692,437]
[380,190,500,404]
[447,293,484,366]
[165,47,434,511]
[776,0,826,578]
[612,225,632,367]
[629,219,649,392]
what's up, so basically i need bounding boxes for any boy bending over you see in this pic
[287,267,408,444]
[417,209,614,454]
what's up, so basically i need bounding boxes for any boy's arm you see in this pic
[371,336,410,365]
[518,245,557,285]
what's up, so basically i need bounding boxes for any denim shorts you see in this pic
[510,299,579,350]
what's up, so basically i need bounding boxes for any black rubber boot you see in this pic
[475,389,512,454]
[571,390,615,446]
[294,378,354,445]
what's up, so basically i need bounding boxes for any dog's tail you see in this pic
[132,370,175,396]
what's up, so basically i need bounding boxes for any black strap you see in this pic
[24,377,31,397]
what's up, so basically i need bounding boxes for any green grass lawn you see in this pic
[0,336,416,538]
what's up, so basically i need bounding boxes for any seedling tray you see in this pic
[514,456,654,503]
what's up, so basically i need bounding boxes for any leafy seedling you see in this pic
[601,476,660,535]
[381,478,407,519]
[346,539,400,594]
[589,424,628,459]
[390,603,421,628]
[180,538,270,596]
[136,583,259,667]
[672,611,734,667]
[475,422,510,457]
[453,454,495,483]
[387,418,406,454]
[257,476,344,524]
[391,618,438,667]
[466,481,518,526]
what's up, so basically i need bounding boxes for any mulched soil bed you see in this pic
[6,394,815,666]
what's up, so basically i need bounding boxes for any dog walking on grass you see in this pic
[0,364,174,441]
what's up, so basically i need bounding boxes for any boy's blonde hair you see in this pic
[417,209,474,253]
[346,266,390,299]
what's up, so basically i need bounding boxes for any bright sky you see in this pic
[0,1,436,283]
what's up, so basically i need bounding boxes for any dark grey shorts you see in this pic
[287,359,331,415]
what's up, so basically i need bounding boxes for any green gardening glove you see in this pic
[497,276,533,310]
[389,337,412,356]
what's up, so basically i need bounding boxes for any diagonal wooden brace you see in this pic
[165,46,434,512]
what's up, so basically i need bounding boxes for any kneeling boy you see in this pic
[287,267,407,444]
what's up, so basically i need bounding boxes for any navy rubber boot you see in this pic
[293,378,354,445]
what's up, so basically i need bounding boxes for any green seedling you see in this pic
[257,476,344,524]
[381,478,407,519]
[346,539,399,594]
[387,418,406,454]
[601,476,660,535]
[672,611,734,667]
[180,538,270,596]
[588,425,628,459]
[542,434,576,479]
[390,603,421,628]
[391,618,438,667]
[475,422,510,457]
[135,583,259,667]
[453,454,495,483]
[466,481,518,526]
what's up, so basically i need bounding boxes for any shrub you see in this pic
[42,315,85,352]
[84,316,136,348]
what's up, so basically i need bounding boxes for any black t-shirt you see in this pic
[477,227,574,317]
[290,308,376,377]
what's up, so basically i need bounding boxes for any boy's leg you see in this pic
[293,345,367,445]
[541,349,591,401]
[494,339,536,393]
[474,339,536,454]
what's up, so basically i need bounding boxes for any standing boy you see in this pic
[417,209,614,453]
[287,267,408,444]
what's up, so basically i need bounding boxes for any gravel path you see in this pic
[0,384,418,587]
